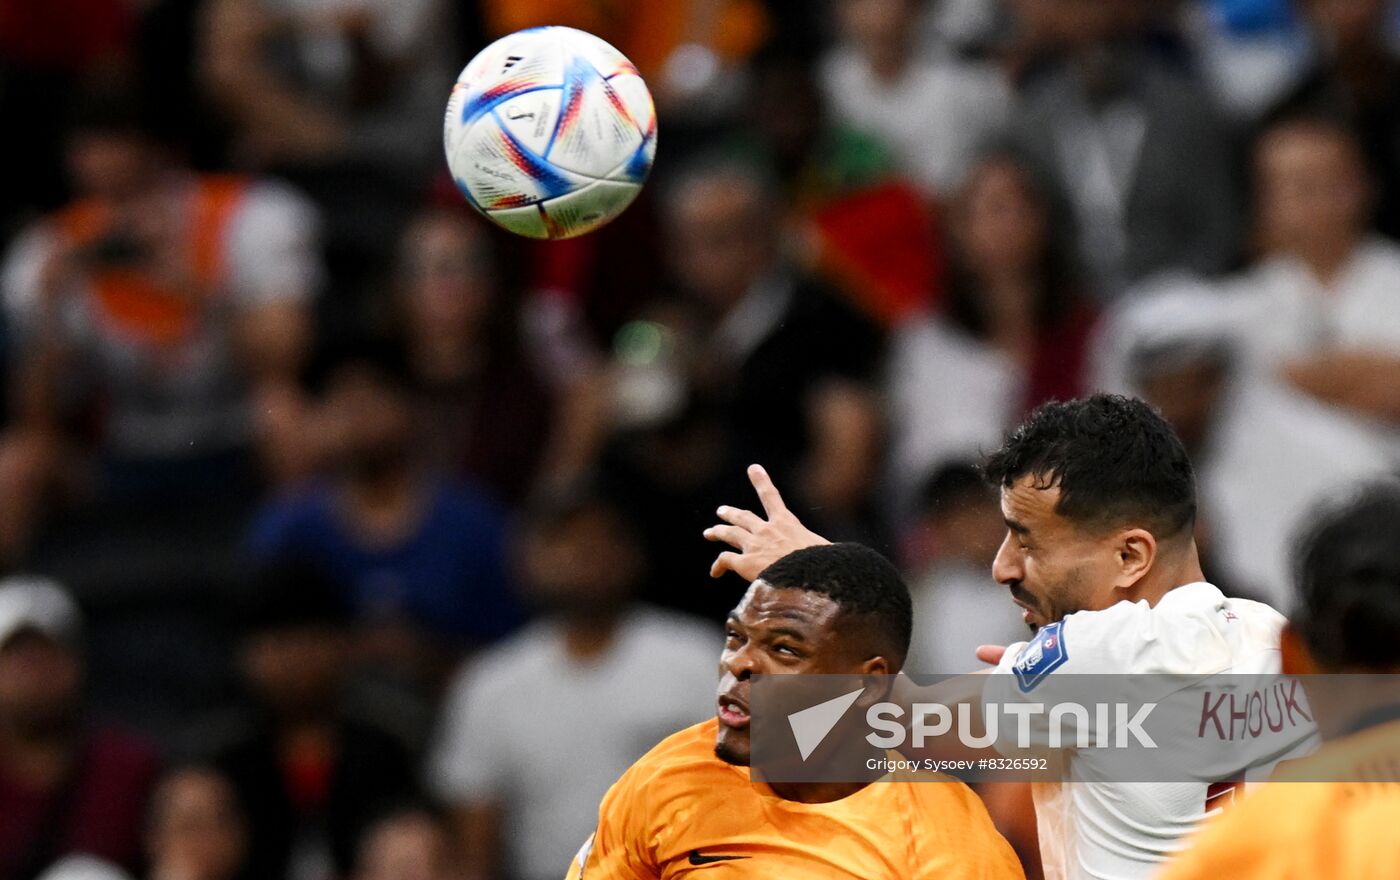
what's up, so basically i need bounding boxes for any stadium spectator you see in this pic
[741,49,942,325]
[1225,115,1400,439]
[351,806,452,880]
[887,156,1095,501]
[1094,278,1393,606]
[198,0,452,297]
[428,488,717,880]
[1158,480,1400,879]
[0,577,160,880]
[196,562,417,880]
[1007,0,1241,297]
[392,210,553,505]
[145,766,247,880]
[589,155,887,616]
[659,154,885,531]
[900,463,1025,673]
[820,0,1014,198]
[0,83,321,562]
[1272,0,1400,240]
[249,338,523,665]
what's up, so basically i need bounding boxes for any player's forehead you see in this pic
[729,581,842,632]
[999,474,1064,531]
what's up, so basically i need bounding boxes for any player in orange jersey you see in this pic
[1159,482,1400,879]
[565,543,1024,879]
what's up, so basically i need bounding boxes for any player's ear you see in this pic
[1280,622,1319,676]
[1114,528,1156,590]
[855,657,894,707]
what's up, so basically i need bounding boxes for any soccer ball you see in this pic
[444,27,657,240]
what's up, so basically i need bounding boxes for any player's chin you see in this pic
[714,728,751,767]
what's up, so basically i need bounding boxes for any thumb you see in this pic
[975,644,1008,666]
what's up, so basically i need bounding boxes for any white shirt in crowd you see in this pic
[427,607,719,880]
[984,583,1317,880]
[1223,236,1400,379]
[885,316,1021,516]
[819,48,1013,197]
[906,561,1026,675]
[1091,277,1396,606]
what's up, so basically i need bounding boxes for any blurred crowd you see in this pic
[3,0,1400,879]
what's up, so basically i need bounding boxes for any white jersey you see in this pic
[984,582,1318,880]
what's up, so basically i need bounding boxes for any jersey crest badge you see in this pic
[1013,621,1067,693]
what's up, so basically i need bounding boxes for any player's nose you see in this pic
[721,645,759,681]
[991,533,1023,586]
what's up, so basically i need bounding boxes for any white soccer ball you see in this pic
[444,27,657,240]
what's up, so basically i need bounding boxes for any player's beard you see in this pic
[1014,565,1091,632]
[714,738,750,767]
[1040,566,1094,631]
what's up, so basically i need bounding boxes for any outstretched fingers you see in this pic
[715,505,764,531]
[703,523,752,550]
[710,551,743,579]
[747,464,788,519]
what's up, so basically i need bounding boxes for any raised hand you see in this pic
[703,464,829,581]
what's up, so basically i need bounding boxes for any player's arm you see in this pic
[889,669,1002,765]
[1282,351,1400,423]
[703,464,830,581]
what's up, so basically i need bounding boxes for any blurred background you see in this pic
[3,1,1400,879]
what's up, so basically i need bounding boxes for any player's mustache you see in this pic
[1008,583,1039,610]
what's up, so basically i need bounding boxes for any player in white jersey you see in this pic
[702,394,1317,880]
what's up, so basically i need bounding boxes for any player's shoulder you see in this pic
[626,718,725,775]
[1046,582,1284,676]
[603,719,734,813]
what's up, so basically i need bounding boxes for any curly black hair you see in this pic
[756,543,912,669]
[980,394,1197,539]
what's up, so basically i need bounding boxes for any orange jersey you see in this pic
[1158,719,1400,880]
[565,719,1025,879]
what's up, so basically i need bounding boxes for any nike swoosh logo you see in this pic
[689,850,751,865]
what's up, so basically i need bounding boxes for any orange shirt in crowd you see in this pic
[565,718,1025,879]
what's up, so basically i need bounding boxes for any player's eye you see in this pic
[725,629,744,647]
[773,643,802,658]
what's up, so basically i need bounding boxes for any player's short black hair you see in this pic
[756,543,912,670]
[1293,482,1400,670]
[980,394,1197,538]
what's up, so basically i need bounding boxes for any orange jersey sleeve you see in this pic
[566,720,1025,879]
